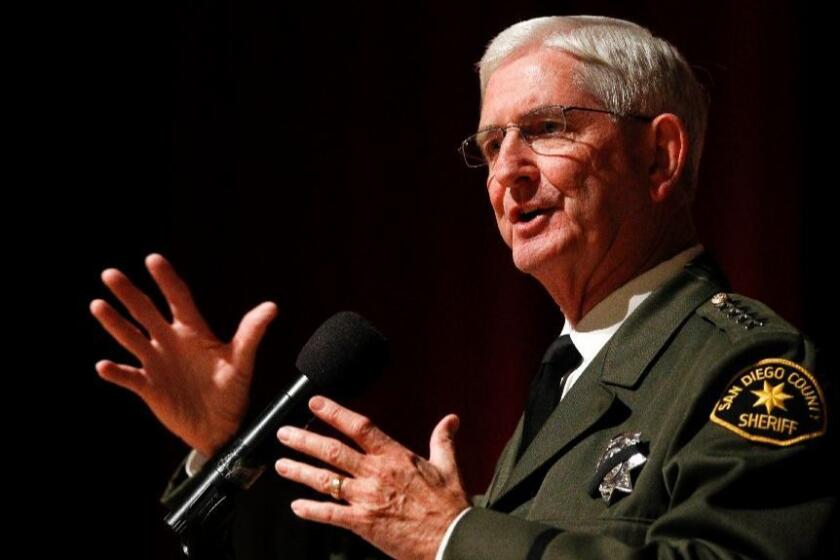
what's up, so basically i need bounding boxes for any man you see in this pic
[91,15,835,559]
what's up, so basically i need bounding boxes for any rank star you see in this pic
[751,381,793,414]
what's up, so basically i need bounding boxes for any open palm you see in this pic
[90,253,277,457]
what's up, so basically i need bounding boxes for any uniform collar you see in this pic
[560,244,705,371]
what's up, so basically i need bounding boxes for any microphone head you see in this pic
[295,311,389,399]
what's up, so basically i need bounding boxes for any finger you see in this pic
[309,396,393,454]
[100,268,170,339]
[289,499,356,531]
[90,299,154,361]
[144,253,212,332]
[275,458,357,502]
[429,414,460,475]
[231,301,278,370]
[277,426,364,475]
[95,360,147,395]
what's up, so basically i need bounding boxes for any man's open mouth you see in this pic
[519,209,548,223]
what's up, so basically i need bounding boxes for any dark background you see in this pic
[38,0,831,557]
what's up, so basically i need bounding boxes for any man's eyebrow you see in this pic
[476,104,562,133]
[475,123,501,134]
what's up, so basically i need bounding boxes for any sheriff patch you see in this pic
[710,359,827,445]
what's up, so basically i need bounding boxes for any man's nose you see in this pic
[491,129,540,192]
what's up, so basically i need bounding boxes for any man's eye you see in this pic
[533,119,564,135]
[481,137,502,156]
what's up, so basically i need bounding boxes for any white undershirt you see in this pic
[434,244,704,560]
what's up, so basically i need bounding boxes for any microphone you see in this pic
[163,311,389,556]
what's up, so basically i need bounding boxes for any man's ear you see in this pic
[647,113,688,203]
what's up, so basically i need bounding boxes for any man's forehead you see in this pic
[478,49,583,128]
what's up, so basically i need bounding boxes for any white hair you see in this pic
[478,16,709,199]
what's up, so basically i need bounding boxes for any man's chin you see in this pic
[511,242,571,279]
[512,246,547,275]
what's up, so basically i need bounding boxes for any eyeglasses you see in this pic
[458,104,654,168]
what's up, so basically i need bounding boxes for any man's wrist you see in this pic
[434,507,471,560]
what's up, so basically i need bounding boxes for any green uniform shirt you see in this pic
[444,256,836,559]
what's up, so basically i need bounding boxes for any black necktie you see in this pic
[518,335,582,460]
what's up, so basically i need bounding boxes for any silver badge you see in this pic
[592,432,647,504]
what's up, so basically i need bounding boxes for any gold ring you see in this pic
[328,476,344,500]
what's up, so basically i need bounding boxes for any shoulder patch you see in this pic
[710,359,827,446]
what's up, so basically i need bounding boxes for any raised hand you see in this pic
[90,253,277,457]
[275,396,470,560]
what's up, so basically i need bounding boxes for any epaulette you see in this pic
[696,292,796,343]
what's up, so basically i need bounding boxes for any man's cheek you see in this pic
[496,218,513,248]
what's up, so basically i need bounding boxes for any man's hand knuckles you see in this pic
[349,505,379,533]
[370,487,404,512]
[318,470,333,491]
[323,402,343,422]
[319,506,340,525]
[323,441,344,463]
[350,415,375,440]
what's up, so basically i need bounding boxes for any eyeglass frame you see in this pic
[458,104,655,168]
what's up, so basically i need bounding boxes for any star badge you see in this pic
[588,432,648,504]
[750,381,793,414]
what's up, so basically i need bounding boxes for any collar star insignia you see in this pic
[751,381,794,414]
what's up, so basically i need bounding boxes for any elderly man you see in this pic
[92,15,834,560]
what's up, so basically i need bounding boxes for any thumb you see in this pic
[232,301,278,371]
[429,414,460,475]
